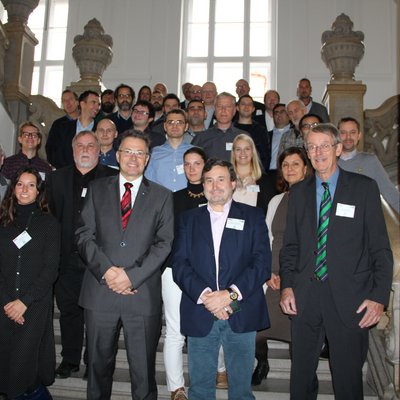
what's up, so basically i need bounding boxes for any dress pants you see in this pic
[84,306,161,400]
[55,253,86,365]
[161,268,186,391]
[188,320,256,400]
[290,279,368,400]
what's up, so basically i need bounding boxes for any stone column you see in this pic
[67,18,113,96]
[1,0,39,127]
[321,13,366,146]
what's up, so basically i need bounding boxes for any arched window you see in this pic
[181,0,275,101]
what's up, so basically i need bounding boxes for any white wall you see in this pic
[63,0,398,110]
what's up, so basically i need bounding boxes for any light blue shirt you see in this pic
[316,166,339,225]
[145,141,193,192]
[76,119,94,134]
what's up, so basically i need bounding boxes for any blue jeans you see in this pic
[187,320,256,400]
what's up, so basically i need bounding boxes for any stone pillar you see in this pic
[67,18,113,96]
[1,0,39,128]
[320,14,366,148]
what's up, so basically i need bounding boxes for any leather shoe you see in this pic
[251,361,270,386]
[216,371,228,389]
[55,360,79,379]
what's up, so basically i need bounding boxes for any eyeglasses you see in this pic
[117,93,132,99]
[301,122,319,131]
[165,120,186,126]
[118,149,148,158]
[133,109,150,116]
[21,132,39,139]
[306,143,337,153]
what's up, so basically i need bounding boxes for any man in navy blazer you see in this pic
[280,123,393,400]
[172,159,271,400]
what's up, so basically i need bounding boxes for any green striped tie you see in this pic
[315,182,331,281]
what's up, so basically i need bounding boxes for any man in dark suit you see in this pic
[279,123,393,400]
[47,130,118,379]
[76,130,174,400]
[172,159,271,400]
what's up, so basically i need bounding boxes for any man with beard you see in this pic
[151,90,164,122]
[187,99,207,138]
[95,89,115,122]
[47,131,118,379]
[46,90,100,168]
[110,84,135,134]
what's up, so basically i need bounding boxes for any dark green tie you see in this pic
[315,182,331,281]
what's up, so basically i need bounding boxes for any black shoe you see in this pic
[55,360,79,379]
[251,361,270,386]
[82,366,88,381]
[320,342,330,359]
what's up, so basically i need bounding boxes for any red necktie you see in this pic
[121,182,133,230]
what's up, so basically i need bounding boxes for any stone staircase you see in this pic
[49,312,379,400]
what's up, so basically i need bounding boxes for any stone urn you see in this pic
[72,18,113,84]
[1,0,39,24]
[321,13,365,82]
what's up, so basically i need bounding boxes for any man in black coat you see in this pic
[47,130,118,379]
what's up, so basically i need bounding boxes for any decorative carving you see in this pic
[321,14,365,81]
[1,0,40,25]
[364,95,399,167]
[72,18,113,84]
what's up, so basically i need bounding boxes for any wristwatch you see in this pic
[227,287,238,301]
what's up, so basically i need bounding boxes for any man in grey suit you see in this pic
[76,130,174,400]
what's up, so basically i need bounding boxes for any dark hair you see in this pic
[138,85,152,100]
[133,100,155,119]
[299,77,311,86]
[79,90,99,103]
[299,113,322,129]
[238,94,254,104]
[201,158,237,183]
[187,99,205,109]
[183,146,207,163]
[0,166,49,226]
[162,93,180,107]
[114,83,135,101]
[264,90,280,103]
[62,89,78,101]
[116,129,150,153]
[101,89,114,100]
[165,108,187,123]
[276,147,313,192]
[337,116,360,131]
[273,103,286,112]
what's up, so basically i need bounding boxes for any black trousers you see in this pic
[55,253,87,365]
[290,280,368,400]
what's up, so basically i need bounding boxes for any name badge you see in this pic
[336,203,355,218]
[256,109,263,116]
[198,203,207,207]
[39,172,46,181]
[247,184,260,193]
[226,142,233,151]
[226,218,245,231]
[81,188,87,197]
[176,164,185,175]
[13,230,32,249]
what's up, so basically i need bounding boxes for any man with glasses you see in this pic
[192,92,247,161]
[109,83,135,134]
[145,109,192,192]
[95,118,118,168]
[280,123,393,400]
[2,121,52,179]
[201,81,218,129]
[76,130,174,400]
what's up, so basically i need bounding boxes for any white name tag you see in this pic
[336,203,355,218]
[226,218,245,231]
[247,184,260,193]
[198,203,207,207]
[39,172,46,181]
[81,188,87,197]
[226,142,233,151]
[176,164,185,175]
[13,230,32,249]
[256,109,263,116]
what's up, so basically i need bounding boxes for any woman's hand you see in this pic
[266,273,281,291]
[4,300,27,325]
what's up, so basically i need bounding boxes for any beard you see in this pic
[118,100,133,112]
[101,102,114,113]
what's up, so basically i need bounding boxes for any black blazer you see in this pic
[279,169,393,328]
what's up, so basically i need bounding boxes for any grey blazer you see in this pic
[76,175,174,315]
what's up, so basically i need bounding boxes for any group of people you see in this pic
[0,77,396,400]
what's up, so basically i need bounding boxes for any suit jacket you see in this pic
[309,101,330,123]
[172,200,271,337]
[46,164,118,268]
[76,175,174,315]
[279,169,393,328]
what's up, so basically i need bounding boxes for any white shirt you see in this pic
[119,174,143,207]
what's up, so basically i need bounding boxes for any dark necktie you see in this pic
[121,182,133,230]
[315,182,332,281]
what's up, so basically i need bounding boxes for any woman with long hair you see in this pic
[252,147,313,385]
[0,167,60,399]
